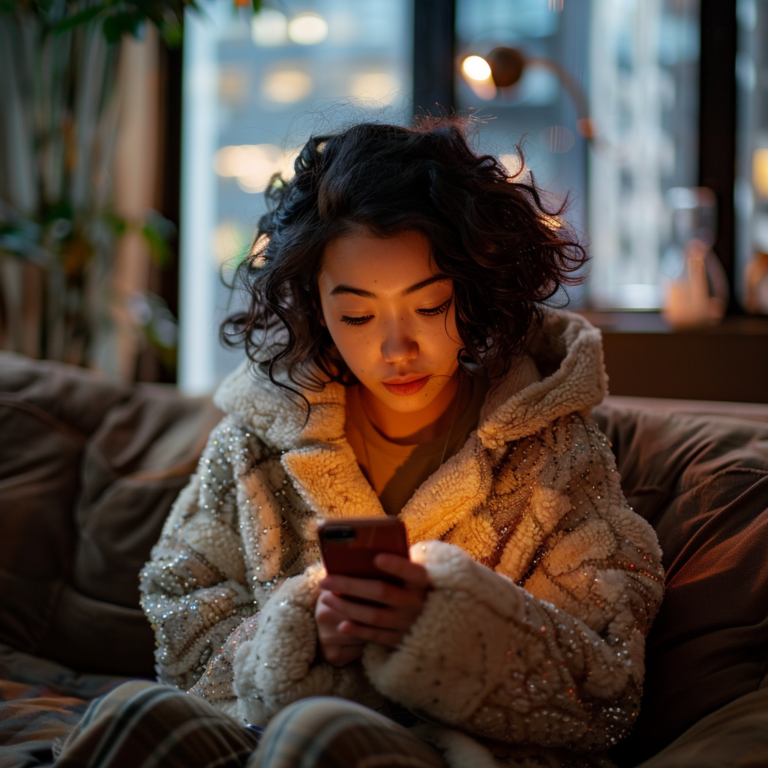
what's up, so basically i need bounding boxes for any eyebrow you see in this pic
[329,274,450,299]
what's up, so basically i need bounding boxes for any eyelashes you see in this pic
[419,297,452,316]
[340,298,452,326]
[340,315,373,326]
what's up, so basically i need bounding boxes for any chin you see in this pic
[375,385,441,412]
[383,397,435,413]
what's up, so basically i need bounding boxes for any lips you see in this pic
[382,375,430,396]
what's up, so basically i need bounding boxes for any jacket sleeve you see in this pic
[139,416,264,713]
[362,414,665,753]
[230,565,386,726]
[140,415,378,719]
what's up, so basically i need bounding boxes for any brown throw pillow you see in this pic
[0,352,222,676]
[594,404,768,766]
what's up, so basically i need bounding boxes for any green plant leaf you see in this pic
[133,290,179,373]
[103,11,147,43]
[102,210,128,237]
[0,220,51,264]
[42,200,74,224]
[53,4,104,33]
[140,209,176,267]
[0,232,34,257]
[141,225,170,266]
[160,17,182,47]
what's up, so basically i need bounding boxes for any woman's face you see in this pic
[318,229,463,416]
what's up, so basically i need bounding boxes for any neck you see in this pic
[359,372,470,444]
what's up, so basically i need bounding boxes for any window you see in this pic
[179,0,413,393]
[588,0,700,309]
[454,0,701,310]
[736,0,768,311]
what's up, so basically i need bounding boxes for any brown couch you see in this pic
[1,350,767,768]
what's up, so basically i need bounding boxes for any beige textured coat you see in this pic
[140,310,664,768]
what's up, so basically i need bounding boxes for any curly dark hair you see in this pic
[221,116,587,397]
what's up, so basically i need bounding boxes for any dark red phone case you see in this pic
[318,517,409,583]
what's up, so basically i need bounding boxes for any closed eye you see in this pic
[340,314,374,326]
[340,298,452,326]
[417,297,452,316]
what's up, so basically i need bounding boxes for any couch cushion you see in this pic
[633,687,768,768]
[0,354,131,662]
[593,403,768,766]
[0,352,222,677]
[70,383,220,609]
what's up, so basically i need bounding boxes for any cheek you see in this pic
[326,323,372,371]
[432,314,463,357]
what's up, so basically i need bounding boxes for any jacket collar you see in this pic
[476,309,608,449]
[214,310,607,540]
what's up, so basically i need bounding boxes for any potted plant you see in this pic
[0,0,259,374]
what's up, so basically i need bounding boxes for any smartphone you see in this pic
[318,517,410,586]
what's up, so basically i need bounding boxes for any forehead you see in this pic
[319,230,438,294]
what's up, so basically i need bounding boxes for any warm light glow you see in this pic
[214,144,300,194]
[288,12,329,45]
[754,148,768,197]
[250,233,270,267]
[351,73,401,104]
[462,55,492,82]
[281,147,301,180]
[542,214,563,230]
[213,145,251,177]
[251,9,288,46]
[261,70,313,103]
[499,153,530,181]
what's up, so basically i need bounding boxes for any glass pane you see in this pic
[454,0,701,310]
[179,0,413,393]
[454,0,591,304]
[736,0,768,313]
[588,0,700,309]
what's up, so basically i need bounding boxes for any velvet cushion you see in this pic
[0,352,222,677]
[593,403,768,767]
[633,686,768,768]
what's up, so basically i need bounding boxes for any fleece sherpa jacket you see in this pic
[140,309,664,768]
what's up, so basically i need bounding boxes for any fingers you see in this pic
[338,621,404,648]
[315,594,365,666]
[318,573,425,609]
[322,591,415,632]
[315,595,366,646]
[314,560,431,655]
[373,554,431,590]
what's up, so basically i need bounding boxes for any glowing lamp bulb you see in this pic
[462,55,492,82]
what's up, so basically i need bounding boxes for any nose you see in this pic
[380,318,418,365]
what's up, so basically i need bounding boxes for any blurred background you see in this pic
[1,0,767,401]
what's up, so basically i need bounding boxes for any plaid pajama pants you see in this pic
[54,681,446,768]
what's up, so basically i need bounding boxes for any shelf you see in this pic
[577,311,768,403]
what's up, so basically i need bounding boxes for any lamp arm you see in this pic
[527,56,596,140]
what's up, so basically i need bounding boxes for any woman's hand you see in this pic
[315,553,431,666]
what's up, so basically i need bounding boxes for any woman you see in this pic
[56,119,664,768]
